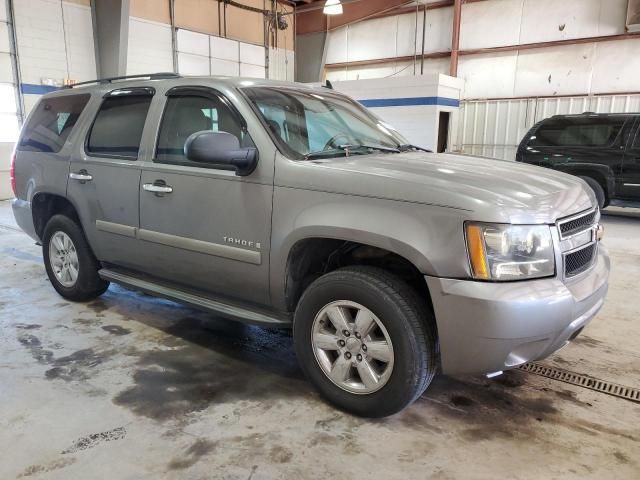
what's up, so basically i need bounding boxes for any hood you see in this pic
[280,152,595,224]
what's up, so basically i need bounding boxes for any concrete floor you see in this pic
[0,199,638,480]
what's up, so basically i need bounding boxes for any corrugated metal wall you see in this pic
[452,93,640,160]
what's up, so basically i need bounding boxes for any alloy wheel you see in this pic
[311,300,394,394]
[49,231,79,288]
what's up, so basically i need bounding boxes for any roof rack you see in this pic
[65,72,181,89]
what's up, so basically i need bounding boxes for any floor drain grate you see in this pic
[519,362,640,403]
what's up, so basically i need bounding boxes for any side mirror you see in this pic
[184,130,258,176]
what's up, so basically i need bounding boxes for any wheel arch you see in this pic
[556,163,615,200]
[276,228,436,315]
[31,192,81,241]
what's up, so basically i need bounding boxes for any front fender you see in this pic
[269,187,469,312]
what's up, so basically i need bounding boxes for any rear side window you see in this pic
[529,117,624,148]
[87,94,152,159]
[18,94,90,153]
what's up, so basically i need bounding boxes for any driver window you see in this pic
[156,94,251,164]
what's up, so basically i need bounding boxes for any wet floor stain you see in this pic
[14,323,42,330]
[411,371,640,445]
[87,299,110,314]
[45,348,108,381]
[613,450,630,464]
[73,317,102,327]
[269,445,294,464]
[62,427,127,454]
[167,438,217,470]
[18,334,53,364]
[112,317,307,421]
[17,333,112,382]
[101,325,131,336]
[17,458,76,478]
[573,335,604,348]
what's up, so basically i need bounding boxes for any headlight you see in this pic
[465,223,555,281]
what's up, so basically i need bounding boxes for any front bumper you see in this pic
[425,245,610,375]
[11,198,38,241]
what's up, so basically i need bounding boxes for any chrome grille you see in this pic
[559,210,597,238]
[565,243,597,277]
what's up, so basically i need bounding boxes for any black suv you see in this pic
[517,113,640,209]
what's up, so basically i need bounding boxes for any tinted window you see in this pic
[156,94,251,164]
[634,126,640,149]
[18,94,90,153]
[529,117,624,148]
[87,95,152,158]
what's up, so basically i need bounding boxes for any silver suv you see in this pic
[10,73,610,417]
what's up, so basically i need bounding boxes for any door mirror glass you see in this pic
[184,130,258,176]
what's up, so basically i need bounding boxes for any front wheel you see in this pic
[294,266,438,417]
[43,214,109,301]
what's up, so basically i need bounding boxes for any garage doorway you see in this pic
[437,111,450,153]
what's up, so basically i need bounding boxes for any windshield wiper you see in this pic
[304,143,400,160]
[348,144,400,154]
[398,144,432,153]
[304,148,348,160]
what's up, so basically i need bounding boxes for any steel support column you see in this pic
[450,0,462,77]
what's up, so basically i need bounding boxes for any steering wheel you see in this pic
[323,132,353,151]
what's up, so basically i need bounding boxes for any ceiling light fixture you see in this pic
[323,0,343,15]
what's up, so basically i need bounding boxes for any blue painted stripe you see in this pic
[359,96,459,108]
[20,83,61,95]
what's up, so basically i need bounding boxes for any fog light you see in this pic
[596,224,604,241]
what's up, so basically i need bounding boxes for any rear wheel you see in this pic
[43,215,109,301]
[580,176,606,210]
[294,266,438,417]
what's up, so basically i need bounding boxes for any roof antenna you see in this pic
[324,79,334,90]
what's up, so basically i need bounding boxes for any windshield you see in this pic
[242,87,409,159]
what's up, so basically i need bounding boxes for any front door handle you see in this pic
[69,170,93,182]
[143,181,173,195]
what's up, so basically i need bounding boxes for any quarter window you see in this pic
[155,93,252,165]
[18,94,90,153]
[530,118,625,148]
[87,94,152,159]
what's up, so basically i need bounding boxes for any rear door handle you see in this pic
[143,182,173,194]
[69,170,93,182]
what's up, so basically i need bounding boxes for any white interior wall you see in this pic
[14,0,96,116]
[268,47,295,81]
[332,74,464,150]
[324,0,638,100]
[127,17,173,75]
[322,0,640,161]
[176,28,266,78]
[61,2,96,82]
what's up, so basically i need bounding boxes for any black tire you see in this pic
[580,176,606,210]
[42,214,109,301]
[293,266,438,418]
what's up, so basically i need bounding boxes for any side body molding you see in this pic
[95,221,261,265]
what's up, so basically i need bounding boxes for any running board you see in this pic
[98,268,290,327]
